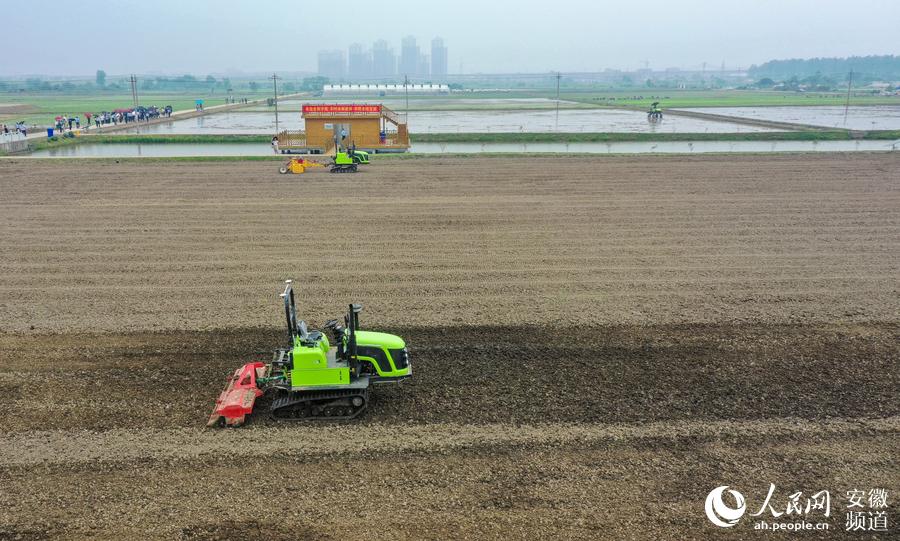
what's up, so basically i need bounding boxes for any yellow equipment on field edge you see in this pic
[279,158,326,175]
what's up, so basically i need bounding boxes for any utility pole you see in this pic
[404,74,410,115]
[843,69,853,126]
[271,73,280,133]
[129,75,138,107]
[555,71,561,131]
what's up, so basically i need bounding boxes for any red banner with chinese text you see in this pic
[302,104,382,114]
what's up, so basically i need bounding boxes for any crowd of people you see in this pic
[1,122,29,136]
[3,104,182,140]
[4,97,260,140]
[52,105,175,133]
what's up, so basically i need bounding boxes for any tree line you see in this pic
[749,55,900,81]
[0,72,332,94]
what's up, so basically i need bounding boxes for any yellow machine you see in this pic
[279,158,325,175]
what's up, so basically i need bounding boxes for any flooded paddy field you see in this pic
[677,105,900,130]
[122,108,773,135]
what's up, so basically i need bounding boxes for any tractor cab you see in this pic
[279,281,410,387]
[331,150,359,173]
[350,149,370,164]
[323,303,410,381]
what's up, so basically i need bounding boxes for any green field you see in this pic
[241,98,601,112]
[0,91,276,126]
[28,134,271,151]
[558,89,900,108]
[414,130,900,142]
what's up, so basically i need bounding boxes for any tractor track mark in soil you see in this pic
[1,155,899,332]
[1,323,897,432]
[1,430,896,540]
[1,416,898,469]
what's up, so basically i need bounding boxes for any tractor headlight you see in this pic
[390,347,410,370]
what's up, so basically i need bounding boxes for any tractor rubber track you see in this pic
[330,164,358,173]
[270,387,369,421]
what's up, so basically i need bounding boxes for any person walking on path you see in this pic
[271,136,279,154]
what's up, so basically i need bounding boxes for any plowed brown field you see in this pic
[1,155,898,539]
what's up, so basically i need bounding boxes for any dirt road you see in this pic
[0,155,897,539]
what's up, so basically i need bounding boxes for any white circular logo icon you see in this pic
[705,486,747,528]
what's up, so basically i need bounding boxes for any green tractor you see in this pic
[208,280,411,426]
[648,102,663,122]
[330,147,369,173]
[331,151,358,173]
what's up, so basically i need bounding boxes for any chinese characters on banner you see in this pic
[302,105,382,114]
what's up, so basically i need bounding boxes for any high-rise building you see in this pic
[372,39,396,79]
[417,53,429,79]
[324,37,444,81]
[347,43,372,80]
[317,50,346,81]
[399,36,420,77]
[431,37,448,79]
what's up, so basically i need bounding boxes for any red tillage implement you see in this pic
[206,280,412,427]
[207,362,266,427]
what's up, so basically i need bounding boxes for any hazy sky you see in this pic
[3,0,898,76]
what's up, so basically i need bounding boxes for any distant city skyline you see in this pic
[1,1,898,76]
[319,37,449,82]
